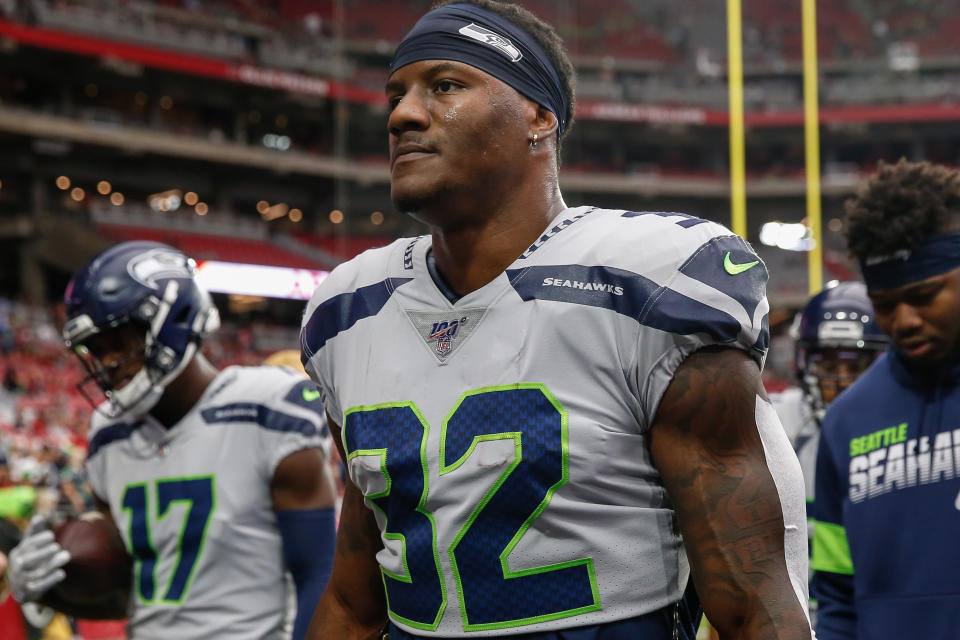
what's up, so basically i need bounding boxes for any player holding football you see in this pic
[7,241,337,640]
[300,2,812,639]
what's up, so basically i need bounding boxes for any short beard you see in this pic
[391,184,455,227]
[392,194,422,217]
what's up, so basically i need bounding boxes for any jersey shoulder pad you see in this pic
[605,211,756,270]
[577,209,767,313]
[301,237,417,359]
[259,365,328,421]
[86,411,139,460]
[510,209,769,355]
[305,237,413,311]
[203,365,299,404]
[613,211,768,353]
[198,366,327,439]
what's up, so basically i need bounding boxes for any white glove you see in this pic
[7,515,71,603]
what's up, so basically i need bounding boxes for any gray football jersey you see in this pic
[771,387,819,503]
[85,365,331,640]
[301,206,770,637]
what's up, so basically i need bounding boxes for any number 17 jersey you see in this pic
[85,365,331,640]
[301,206,770,637]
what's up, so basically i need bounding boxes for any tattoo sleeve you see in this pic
[649,347,812,639]
[307,417,388,640]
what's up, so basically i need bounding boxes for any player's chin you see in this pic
[391,180,436,215]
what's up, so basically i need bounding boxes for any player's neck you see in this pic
[428,185,567,296]
[149,353,220,429]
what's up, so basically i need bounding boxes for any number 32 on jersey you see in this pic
[343,384,601,633]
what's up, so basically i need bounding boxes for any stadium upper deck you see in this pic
[0,0,958,307]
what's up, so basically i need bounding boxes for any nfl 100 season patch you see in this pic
[405,308,487,363]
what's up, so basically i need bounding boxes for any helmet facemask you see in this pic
[66,280,219,419]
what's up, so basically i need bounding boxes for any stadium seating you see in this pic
[292,232,391,261]
[97,224,330,270]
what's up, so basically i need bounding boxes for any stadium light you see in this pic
[148,189,182,212]
[371,211,384,225]
[56,176,71,190]
[256,200,270,214]
[888,42,919,72]
[194,261,329,300]
[289,208,303,222]
[329,210,344,224]
[110,192,124,206]
[262,134,291,151]
[184,191,199,206]
[195,202,209,216]
[70,187,85,202]
[97,181,111,195]
[263,203,289,221]
[759,222,815,251]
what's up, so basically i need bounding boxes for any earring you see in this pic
[530,133,539,149]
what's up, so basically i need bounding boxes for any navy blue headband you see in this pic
[861,232,960,290]
[390,3,569,136]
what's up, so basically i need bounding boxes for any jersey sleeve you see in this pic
[810,414,857,639]
[300,275,343,427]
[299,240,409,428]
[636,224,771,424]
[256,370,332,481]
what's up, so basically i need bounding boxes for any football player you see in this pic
[813,160,960,639]
[7,241,336,640]
[780,282,888,482]
[300,1,813,638]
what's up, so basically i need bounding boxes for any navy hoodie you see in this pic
[812,349,960,639]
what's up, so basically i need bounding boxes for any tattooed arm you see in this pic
[307,414,388,640]
[650,347,812,639]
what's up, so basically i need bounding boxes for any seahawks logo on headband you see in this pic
[459,23,522,62]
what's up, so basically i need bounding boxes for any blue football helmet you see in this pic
[793,281,888,421]
[63,241,220,418]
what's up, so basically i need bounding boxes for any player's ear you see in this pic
[528,104,558,152]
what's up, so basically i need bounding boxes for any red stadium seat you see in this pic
[97,225,330,270]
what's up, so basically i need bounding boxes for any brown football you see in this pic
[50,513,133,606]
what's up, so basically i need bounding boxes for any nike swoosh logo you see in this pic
[724,252,760,275]
[302,388,321,402]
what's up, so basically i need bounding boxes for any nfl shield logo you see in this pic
[436,334,453,355]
